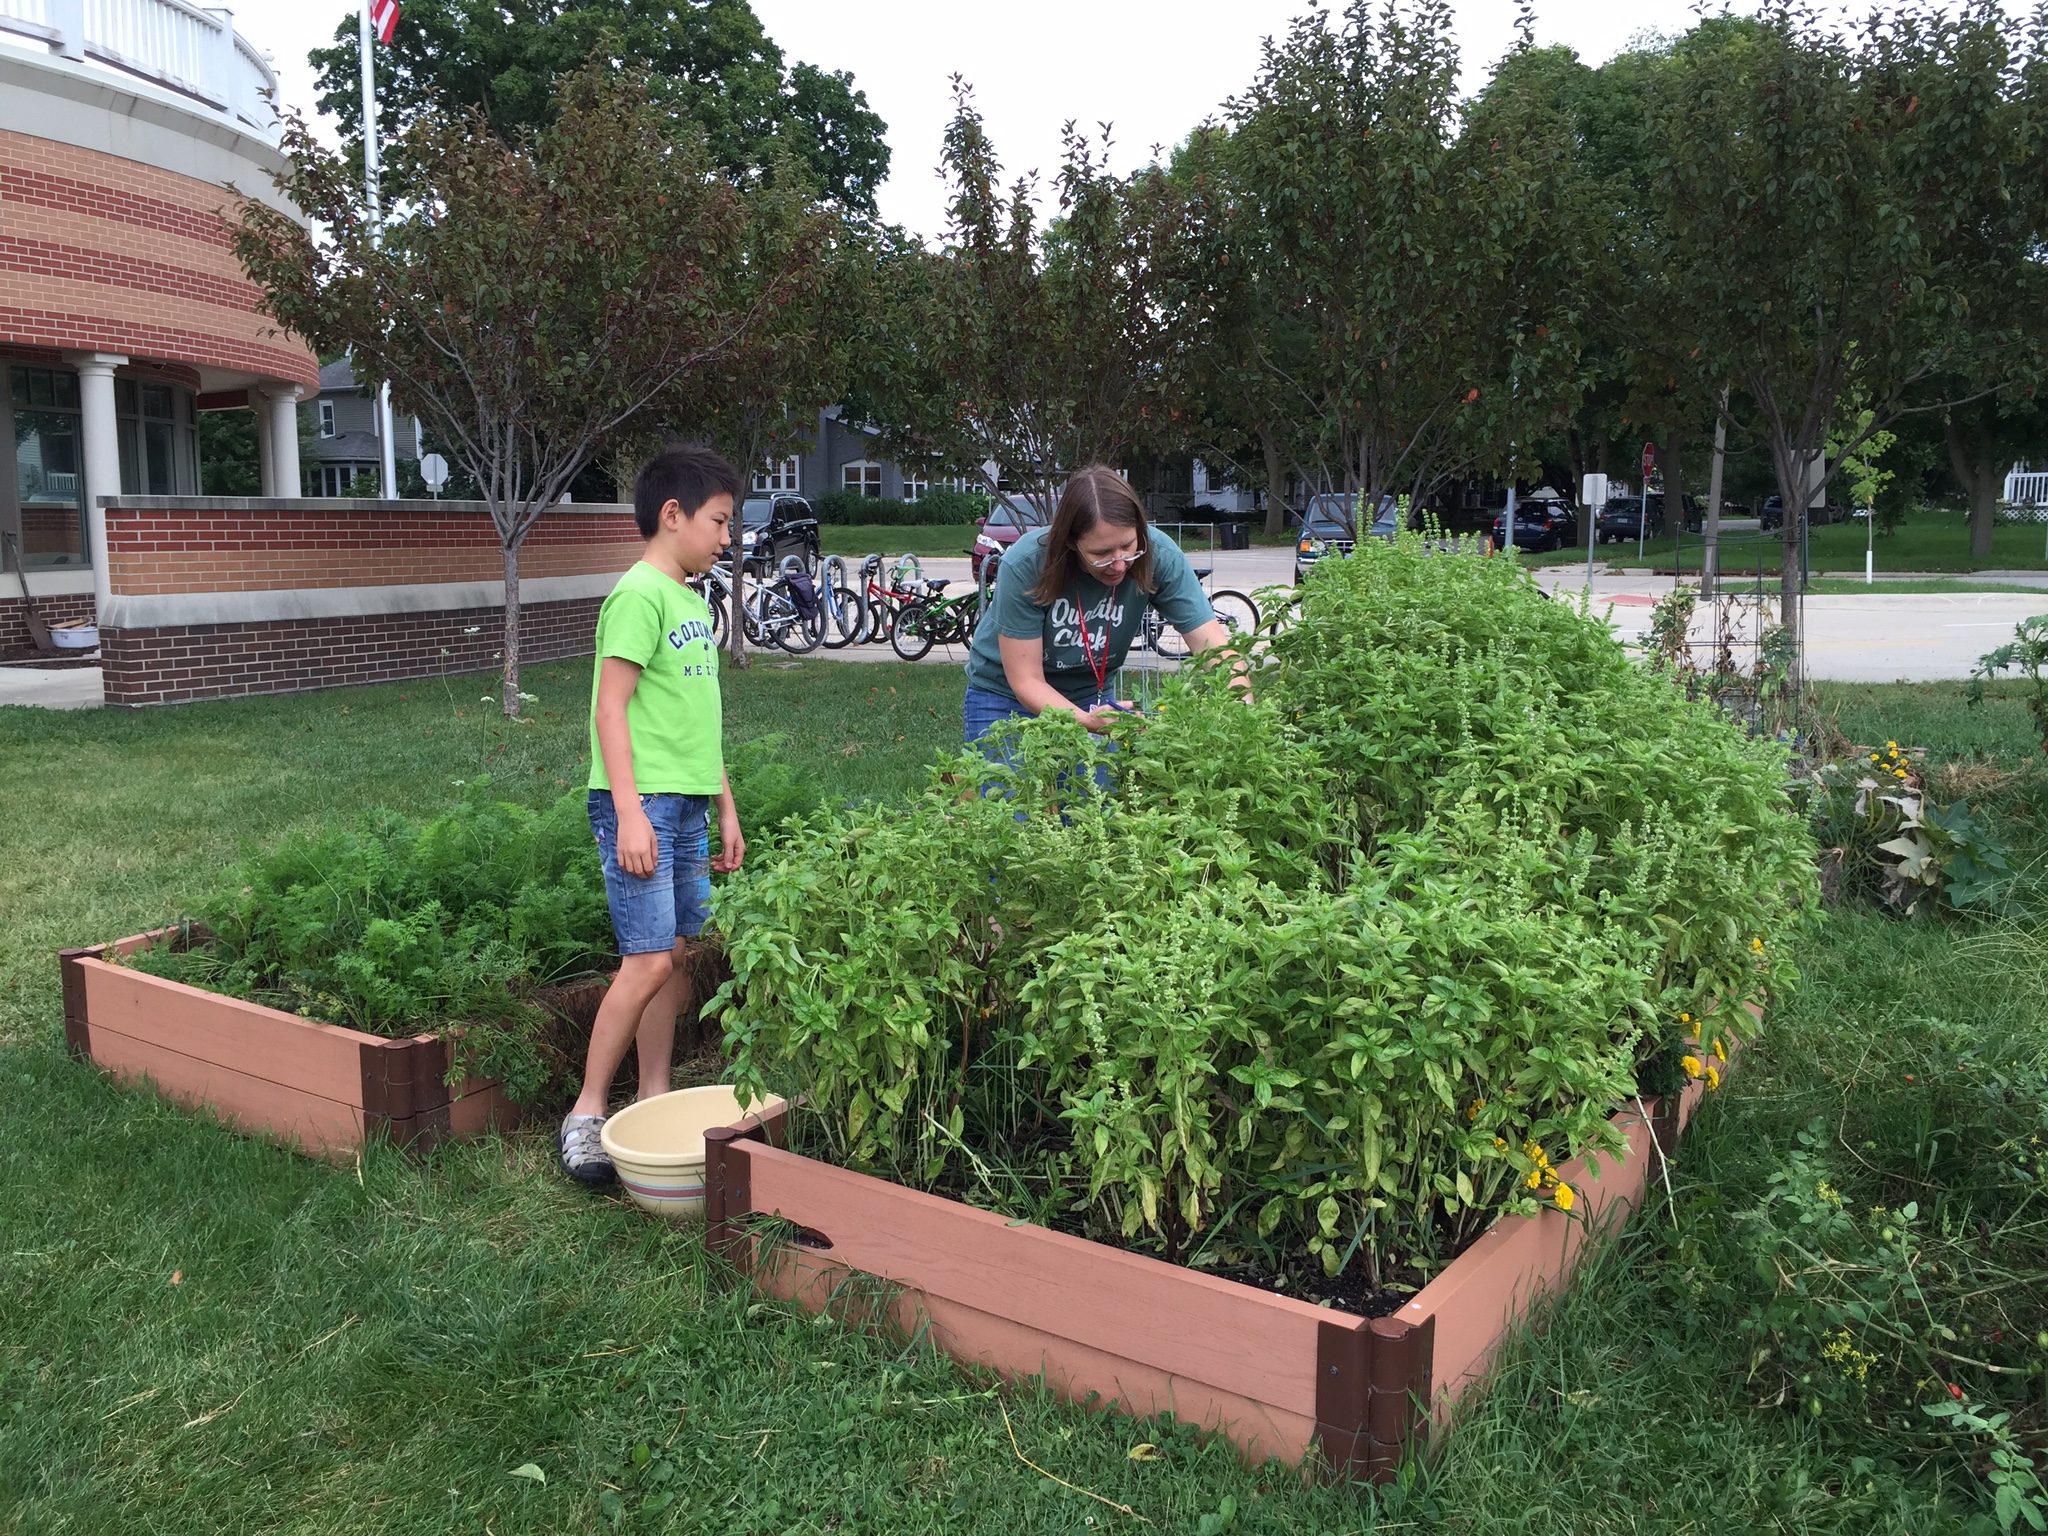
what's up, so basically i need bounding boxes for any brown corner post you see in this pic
[1362,1314,1436,1483]
[1649,1092,1682,1157]
[57,948,94,1060]
[1314,1317,1372,1481]
[359,1038,394,1144]
[703,1124,743,1260]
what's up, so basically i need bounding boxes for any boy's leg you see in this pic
[569,949,674,1120]
[564,790,685,1182]
[630,937,692,1100]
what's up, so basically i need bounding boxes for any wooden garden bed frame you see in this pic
[58,928,521,1158]
[703,1070,1719,1482]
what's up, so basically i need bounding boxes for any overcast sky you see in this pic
[237,0,1755,239]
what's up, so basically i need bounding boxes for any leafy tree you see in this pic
[856,82,1170,516]
[310,0,890,212]
[235,64,795,717]
[1215,1,1590,530]
[1648,4,2042,679]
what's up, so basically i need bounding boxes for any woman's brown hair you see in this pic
[1028,464,1156,606]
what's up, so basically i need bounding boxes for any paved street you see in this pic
[9,549,2047,710]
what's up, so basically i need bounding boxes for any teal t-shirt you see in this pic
[963,527,1214,707]
[586,562,724,795]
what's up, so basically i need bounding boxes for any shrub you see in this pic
[711,537,1818,1281]
[812,487,987,526]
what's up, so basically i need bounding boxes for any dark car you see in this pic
[1489,499,1578,553]
[970,494,1048,580]
[1760,495,1784,532]
[1293,493,1385,582]
[738,494,819,573]
[1596,495,1667,544]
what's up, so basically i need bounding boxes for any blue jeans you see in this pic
[587,790,712,954]
[964,685,1032,750]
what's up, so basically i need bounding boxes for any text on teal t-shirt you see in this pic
[963,527,1214,707]
[586,561,724,795]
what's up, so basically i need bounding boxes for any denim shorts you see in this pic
[587,790,712,955]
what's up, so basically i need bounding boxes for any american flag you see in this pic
[370,0,400,44]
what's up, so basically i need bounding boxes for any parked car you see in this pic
[1760,495,1784,532]
[1489,499,1578,553]
[970,494,1050,580]
[1596,495,1666,544]
[1294,494,1359,582]
[737,494,820,573]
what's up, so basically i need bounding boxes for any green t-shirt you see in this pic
[963,527,1214,707]
[586,562,724,795]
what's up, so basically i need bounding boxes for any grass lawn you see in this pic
[1526,510,2048,574]
[821,525,980,561]
[3,665,2045,1532]
[1802,578,2048,595]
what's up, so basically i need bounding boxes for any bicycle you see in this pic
[855,554,925,645]
[692,562,815,652]
[1144,578,1260,658]
[889,576,982,661]
[814,555,866,650]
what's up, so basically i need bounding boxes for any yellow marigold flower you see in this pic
[1492,1137,1507,1150]
[1680,1012,1692,1024]
[1705,1065,1721,1090]
[1682,1054,1703,1079]
[1554,1183,1576,1212]
[1869,753,1881,764]
[1752,937,1765,952]
[1887,740,1897,750]
[1467,1098,1485,1121]
[1713,1039,1727,1062]
[1526,1170,1543,1189]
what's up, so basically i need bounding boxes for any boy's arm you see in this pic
[711,770,744,873]
[594,657,660,877]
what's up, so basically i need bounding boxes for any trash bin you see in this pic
[1218,521,1250,551]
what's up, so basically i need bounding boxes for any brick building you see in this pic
[0,0,319,644]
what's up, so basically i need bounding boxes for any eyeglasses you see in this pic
[1079,547,1140,572]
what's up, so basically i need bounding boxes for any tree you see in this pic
[646,169,861,667]
[1216,1,1590,530]
[235,64,786,716]
[311,0,890,212]
[1649,4,2041,681]
[856,82,1170,516]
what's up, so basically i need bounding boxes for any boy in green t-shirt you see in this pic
[559,444,745,1186]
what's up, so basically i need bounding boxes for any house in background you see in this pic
[301,358,420,497]
[754,407,973,503]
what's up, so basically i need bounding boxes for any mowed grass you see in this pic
[3,671,2045,1532]
[1527,510,2048,573]
[820,525,980,561]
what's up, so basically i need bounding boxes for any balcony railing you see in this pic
[0,0,279,141]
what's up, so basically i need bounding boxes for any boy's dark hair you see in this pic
[633,443,745,536]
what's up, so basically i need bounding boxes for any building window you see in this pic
[753,457,800,493]
[114,379,199,496]
[318,400,336,438]
[316,464,376,497]
[6,366,86,568]
[903,473,970,502]
[842,461,883,498]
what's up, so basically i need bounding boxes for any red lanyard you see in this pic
[1074,578,1120,698]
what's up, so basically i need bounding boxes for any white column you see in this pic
[68,351,126,620]
[265,385,303,498]
[252,395,275,496]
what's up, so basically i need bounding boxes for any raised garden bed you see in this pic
[703,1070,1718,1482]
[59,928,526,1159]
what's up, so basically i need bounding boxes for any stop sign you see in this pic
[1641,442,1657,479]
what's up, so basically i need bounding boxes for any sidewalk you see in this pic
[0,663,103,708]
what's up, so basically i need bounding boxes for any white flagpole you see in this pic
[360,1,399,500]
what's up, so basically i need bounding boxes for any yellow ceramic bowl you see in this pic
[600,1085,784,1219]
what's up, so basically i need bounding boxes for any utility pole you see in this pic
[1702,393,1728,598]
[360,1,399,500]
